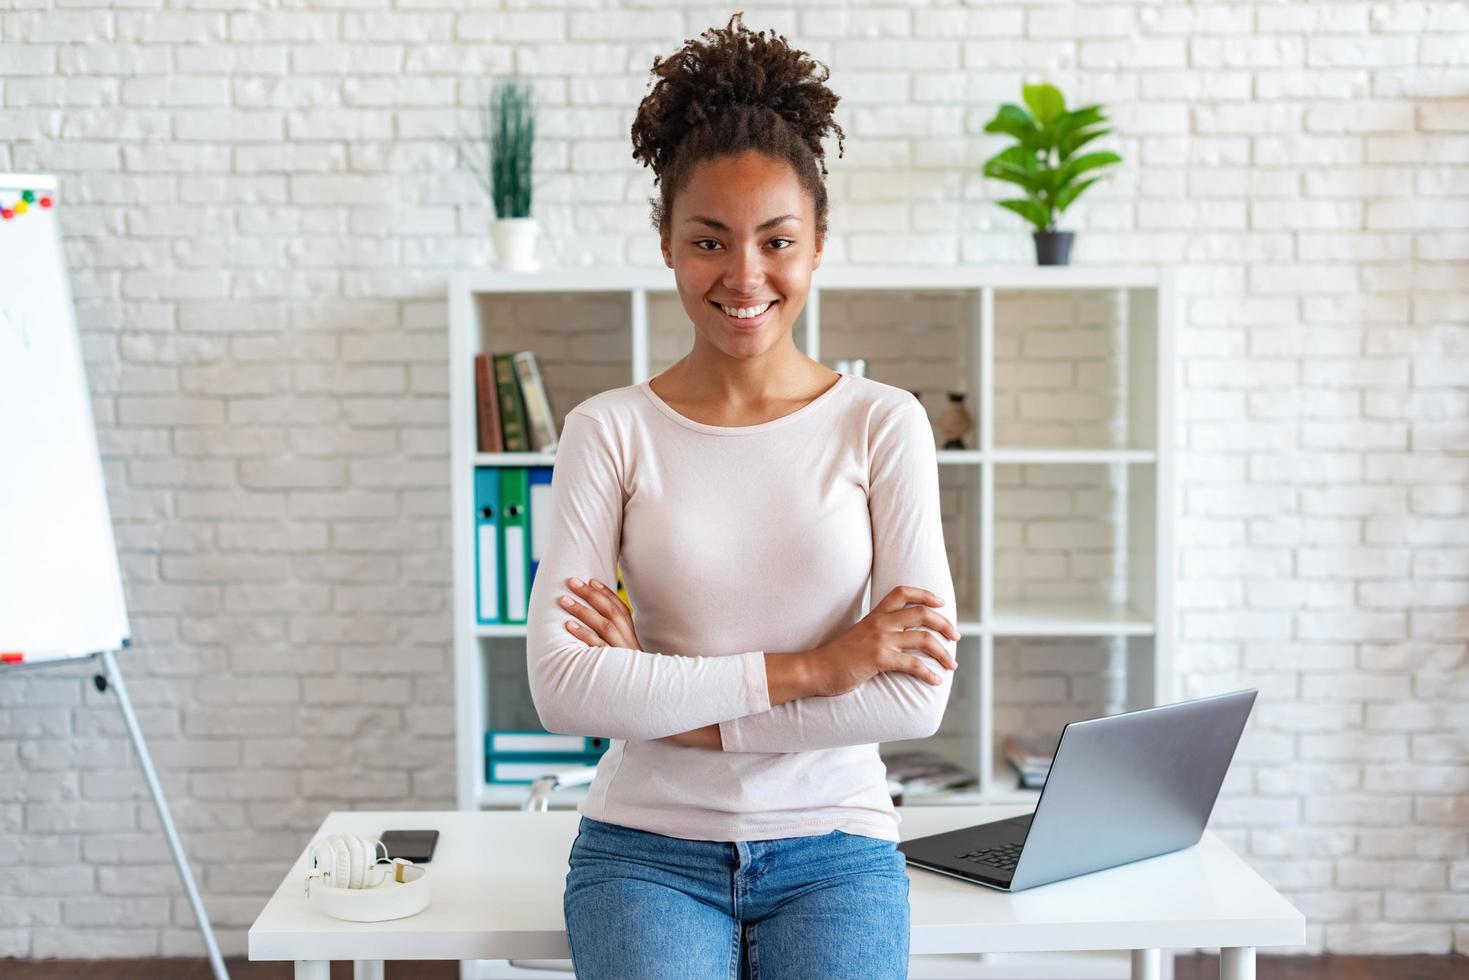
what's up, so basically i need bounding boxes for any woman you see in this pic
[525,12,961,979]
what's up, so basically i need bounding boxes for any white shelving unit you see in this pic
[449,265,1176,980]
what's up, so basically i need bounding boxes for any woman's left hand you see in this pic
[558,576,720,750]
[560,577,642,651]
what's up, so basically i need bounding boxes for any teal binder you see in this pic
[474,467,500,625]
[486,730,609,755]
[486,750,603,785]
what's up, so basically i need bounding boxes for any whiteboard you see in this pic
[0,173,131,666]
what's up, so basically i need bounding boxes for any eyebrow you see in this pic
[684,214,801,232]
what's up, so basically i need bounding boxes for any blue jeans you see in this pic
[562,815,911,979]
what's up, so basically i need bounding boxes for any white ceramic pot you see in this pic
[491,216,540,272]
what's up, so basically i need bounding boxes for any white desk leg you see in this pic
[1131,948,1161,980]
[1221,947,1255,980]
[354,961,385,980]
[295,961,329,980]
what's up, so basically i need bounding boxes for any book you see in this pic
[493,353,530,452]
[474,353,504,453]
[512,350,559,453]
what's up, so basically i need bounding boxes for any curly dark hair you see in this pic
[630,11,846,244]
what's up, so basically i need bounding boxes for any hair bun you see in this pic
[632,11,845,184]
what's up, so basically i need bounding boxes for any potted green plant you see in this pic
[462,78,539,272]
[980,82,1121,266]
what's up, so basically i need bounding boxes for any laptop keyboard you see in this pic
[956,841,1023,872]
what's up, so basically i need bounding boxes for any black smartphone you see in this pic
[380,829,439,864]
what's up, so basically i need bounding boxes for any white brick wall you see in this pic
[3,0,1467,961]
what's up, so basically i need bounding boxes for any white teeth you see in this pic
[719,301,773,318]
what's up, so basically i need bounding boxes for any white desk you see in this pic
[249,806,1304,980]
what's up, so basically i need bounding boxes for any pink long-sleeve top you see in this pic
[525,372,959,842]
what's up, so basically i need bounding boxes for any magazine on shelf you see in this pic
[881,750,978,796]
[1004,732,1059,789]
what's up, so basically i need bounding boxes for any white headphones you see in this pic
[304,833,391,897]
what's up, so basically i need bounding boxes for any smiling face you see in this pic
[660,149,823,364]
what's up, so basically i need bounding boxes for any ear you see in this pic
[660,226,673,268]
[812,233,823,272]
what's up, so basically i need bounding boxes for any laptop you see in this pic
[898,688,1257,892]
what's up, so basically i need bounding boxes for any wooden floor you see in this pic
[2,954,1465,978]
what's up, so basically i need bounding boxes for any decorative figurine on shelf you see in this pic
[462,77,540,272]
[937,391,973,450]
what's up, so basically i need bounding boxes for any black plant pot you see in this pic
[1033,229,1074,266]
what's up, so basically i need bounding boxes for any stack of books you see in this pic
[475,351,558,453]
[1004,733,1059,789]
[485,729,610,785]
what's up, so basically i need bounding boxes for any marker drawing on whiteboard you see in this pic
[1,308,30,349]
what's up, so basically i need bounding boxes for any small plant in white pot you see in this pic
[980,81,1121,266]
[463,78,539,272]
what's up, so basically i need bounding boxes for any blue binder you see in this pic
[528,465,553,587]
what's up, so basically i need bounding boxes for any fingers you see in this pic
[561,577,636,648]
[901,653,945,686]
[557,593,606,633]
[879,585,946,613]
[560,578,613,639]
[892,628,959,671]
[920,635,958,672]
[564,619,597,643]
[568,577,628,619]
[562,577,619,619]
[562,610,608,645]
[875,634,955,685]
[896,605,961,644]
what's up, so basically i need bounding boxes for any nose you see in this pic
[721,240,766,295]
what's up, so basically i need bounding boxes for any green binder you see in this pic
[499,467,531,624]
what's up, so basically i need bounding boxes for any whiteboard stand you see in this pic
[5,651,231,980]
[100,648,230,980]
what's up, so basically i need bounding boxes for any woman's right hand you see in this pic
[802,586,960,699]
